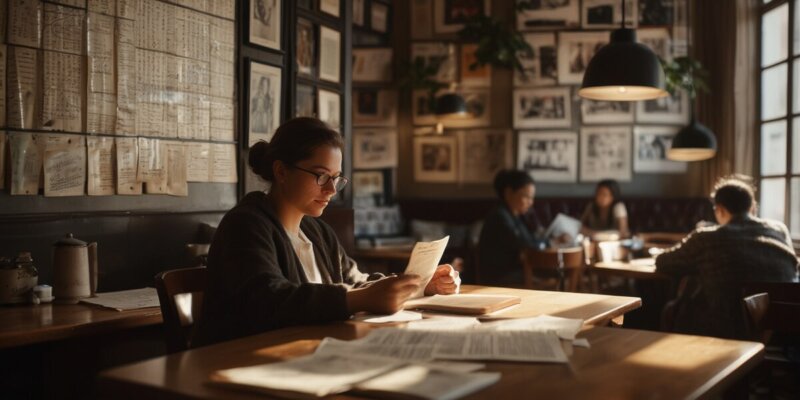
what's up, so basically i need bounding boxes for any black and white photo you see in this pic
[249,0,280,50]
[295,84,315,118]
[514,87,572,129]
[296,19,315,76]
[516,0,579,31]
[320,0,340,17]
[353,48,394,82]
[353,129,398,169]
[636,90,690,124]
[442,88,492,128]
[248,61,282,145]
[515,33,558,86]
[414,136,458,182]
[411,42,458,83]
[517,131,578,182]
[581,99,634,124]
[633,126,687,173]
[318,26,341,83]
[353,170,386,207]
[581,0,637,29]
[434,0,489,33]
[639,0,674,26]
[457,130,512,183]
[353,89,398,127]
[317,90,341,131]
[580,126,632,182]
[371,1,389,33]
[557,31,608,84]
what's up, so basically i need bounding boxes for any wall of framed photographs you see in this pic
[394,0,707,199]
[242,0,353,206]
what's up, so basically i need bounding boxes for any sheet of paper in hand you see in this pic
[403,236,449,298]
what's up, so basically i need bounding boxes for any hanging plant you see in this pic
[397,56,448,112]
[661,56,709,98]
[458,14,532,73]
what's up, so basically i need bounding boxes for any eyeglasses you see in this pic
[291,165,349,191]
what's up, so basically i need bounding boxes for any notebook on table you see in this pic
[404,294,521,315]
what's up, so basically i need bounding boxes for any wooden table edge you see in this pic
[689,342,765,400]
[583,297,643,326]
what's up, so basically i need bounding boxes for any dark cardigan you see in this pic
[194,191,379,346]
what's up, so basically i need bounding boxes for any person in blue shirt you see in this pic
[478,170,546,286]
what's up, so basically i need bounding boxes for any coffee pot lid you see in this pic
[54,233,87,247]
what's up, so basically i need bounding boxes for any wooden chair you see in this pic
[520,247,584,292]
[154,267,207,353]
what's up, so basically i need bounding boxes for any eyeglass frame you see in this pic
[289,164,349,190]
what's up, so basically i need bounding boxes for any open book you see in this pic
[209,353,500,400]
[404,294,521,315]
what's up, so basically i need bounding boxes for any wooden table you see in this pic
[0,303,162,349]
[98,320,763,399]
[592,258,671,280]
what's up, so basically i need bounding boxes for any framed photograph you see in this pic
[633,126,688,173]
[457,130,512,183]
[353,89,398,127]
[557,31,608,84]
[318,26,341,83]
[411,0,434,39]
[580,126,632,182]
[434,0,490,33]
[296,19,315,77]
[517,131,578,183]
[581,0,637,29]
[513,87,572,129]
[517,0,579,31]
[636,90,690,124]
[352,170,386,207]
[581,99,634,124]
[353,129,398,169]
[371,1,389,33]
[295,84,315,118]
[353,0,365,26]
[249,0,281,50]
[411,42,458,83]
[460,43,491,87]
[353,48,394,82]
[320,0,340,17]
[442,88,491,128]
[639,0,674,26]
[672,0,689,56]
[317,89,341,131]
[412,89,439,125]
[247,61,282,146]
[638,28,672,61]
[515,33,557,87]
[414,136,458,183]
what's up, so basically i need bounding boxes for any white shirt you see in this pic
[288,229,323,284]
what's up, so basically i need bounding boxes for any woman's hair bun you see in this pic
[248,140,274,180]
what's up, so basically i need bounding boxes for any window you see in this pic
[759,0,800,240]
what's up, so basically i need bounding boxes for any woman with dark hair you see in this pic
[580,179,629,238]
[478,170,546,286]
[195,118,459,346]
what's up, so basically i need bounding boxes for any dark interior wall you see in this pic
[392,0,708,200]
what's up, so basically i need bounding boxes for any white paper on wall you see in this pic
[186,142,210,182]
[43,3,84,55]
[42,51,83,132]
[87,136,116,196]
[88,0,117,16]
[7,46,39,129]
[115,18,136,135]
[8,0,42,48]
[9,132,42,195]
[209,143,237,183]
[115,137,142,195]
[136,137,166,183]
[166,142,188,196]
[43,136,86,197]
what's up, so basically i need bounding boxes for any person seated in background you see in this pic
[580,179,629,238]
[194,118,459,347]
[478,170,546,286]
[655,175,799,339]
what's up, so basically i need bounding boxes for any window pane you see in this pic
[762,63,788,120]
[794,117,800,173]
[763,3,788,66]
[792,178,800,239]
[760,178,786,223]
[794,61,800,114]
[761,120,788,175]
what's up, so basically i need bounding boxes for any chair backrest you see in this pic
[520,247,584,291]
[154,267,207,353]
[742,282,800,342]
[742,292,770,342]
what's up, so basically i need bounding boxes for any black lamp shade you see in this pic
[579,29,669,101]
[435,93,468,119]
[667,119,717,161]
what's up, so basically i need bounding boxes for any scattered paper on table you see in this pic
[80,287,159,311]
[359,310,423,324]
[405,315,481,331]
[477,315,584,340]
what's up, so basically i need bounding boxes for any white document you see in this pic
[80,288,160,311]
[8,46,38,129]
[115,19,136,135]
[88,0,116,16]
[43,136,86,197]
[315,337,436,362]
[354,365,501,400]
[42,51,83,132]
[209,143,237,183]
[136,137,166,183]
[404,236,450,298]
[211,353,403,398]
[359,310,423,324]
[87,136,116,196]
[8,0,42,48]
[186,142,211,182]
[405,316,481,331]
[116,137,142,195]
[87,12,116,134]
[166,142,188,196]
[476,315,584,341]
[9,132,42,195]
[43,4,84,55]
[544,213,583,242]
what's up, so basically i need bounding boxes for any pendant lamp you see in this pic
[667,112,717,161]
[578,1,669,101]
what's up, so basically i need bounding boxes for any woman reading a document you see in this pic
[579,179,629,238]
[195,118,459,346]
